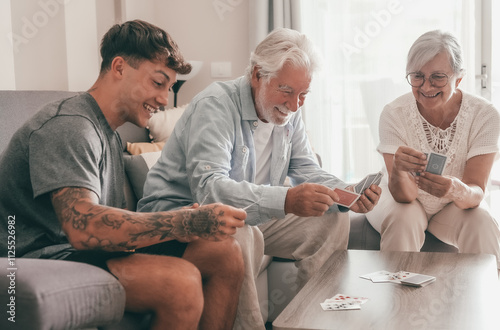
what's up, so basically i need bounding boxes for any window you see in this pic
[300,0,473,183]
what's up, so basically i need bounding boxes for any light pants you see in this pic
[366,185,500,269]
[232,211,350,330]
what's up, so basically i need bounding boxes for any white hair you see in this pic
[245,28,322,82]
[406,30,465,77]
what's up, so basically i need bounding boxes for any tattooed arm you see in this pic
[51,187,246,252]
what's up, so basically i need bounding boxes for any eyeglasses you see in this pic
[406,72,450,88]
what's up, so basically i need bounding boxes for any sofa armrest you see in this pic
[0,258,125,330]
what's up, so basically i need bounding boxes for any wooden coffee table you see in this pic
[273,250,499,330]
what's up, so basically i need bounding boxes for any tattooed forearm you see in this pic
[52,188,107,230]
[51,187,230,251]
[81,235,138,252]
[128,208,226,242]
[101,214,124,229]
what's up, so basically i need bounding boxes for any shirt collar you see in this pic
[239,76,259,121]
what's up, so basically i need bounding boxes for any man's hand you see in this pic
[184,203,246,241]
[349,185,381,213]
[284,183,339,217]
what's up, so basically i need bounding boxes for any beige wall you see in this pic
[123,0,250,107]
[1,0,250,108]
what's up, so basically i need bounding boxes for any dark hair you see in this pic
[99,20,191,75]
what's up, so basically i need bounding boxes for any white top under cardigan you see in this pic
[377,90,500,216]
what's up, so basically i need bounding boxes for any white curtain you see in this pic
[299,0,476,182]
[249,0,302,50]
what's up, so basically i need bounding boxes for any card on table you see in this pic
[320,301,361,311]
[325,294,369,305]
[360,270,392,281]
[333,188,361,208]
[320,293,368,311]
[425,152,447,175]
[360,270,417,283]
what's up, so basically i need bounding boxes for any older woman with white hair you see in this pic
[366,30,500,267]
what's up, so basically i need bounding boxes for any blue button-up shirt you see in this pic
[138,77,347,225]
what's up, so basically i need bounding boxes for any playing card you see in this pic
[320,301,361,310]
[334,188,360,208]
[325,294,369,305]
[386,270,416,283]
[361,173,378,191]
[321,293,368,311]
[354,177,368,194]
[361,270,417,283]
[371,171,383,186]
[425,152,447,175]
[360,270,392,281]
[354,171,384,194]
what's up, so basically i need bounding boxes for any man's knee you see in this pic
[216,237,245,277]
[109,254,204,312]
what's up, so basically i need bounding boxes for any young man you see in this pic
[139,28,381,329]
[0,20,246,330]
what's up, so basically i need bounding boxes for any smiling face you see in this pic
[411,52,461,111]
[251,62,311,126]
[118,59,177,128]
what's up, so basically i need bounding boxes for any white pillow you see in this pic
[147,104,188,142]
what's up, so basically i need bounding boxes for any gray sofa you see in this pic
[0,90,457,330]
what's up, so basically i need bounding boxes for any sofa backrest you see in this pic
[0,90,149,154]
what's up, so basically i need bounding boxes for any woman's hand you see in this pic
[415,171,452,197]
[393,146,427,174]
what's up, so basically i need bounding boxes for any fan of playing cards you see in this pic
[333,171,383,208]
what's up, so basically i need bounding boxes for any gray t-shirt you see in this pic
[0,93,125,258]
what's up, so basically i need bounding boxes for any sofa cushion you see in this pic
[126,142,165,155]
[147,104,188,142]
[123,151,162,200]
[0,258,125,330]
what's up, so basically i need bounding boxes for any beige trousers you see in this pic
[366,185,500,269]
[232,211,350,330]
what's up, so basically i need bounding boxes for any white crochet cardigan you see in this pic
[377,90,500,215]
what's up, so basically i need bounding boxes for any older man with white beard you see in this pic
[139,27,381,329]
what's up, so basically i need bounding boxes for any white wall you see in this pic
[0,0,250,106]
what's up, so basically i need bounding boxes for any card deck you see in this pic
[425,152,447,175]
[333,188,360,208]
[400,274,436,287]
